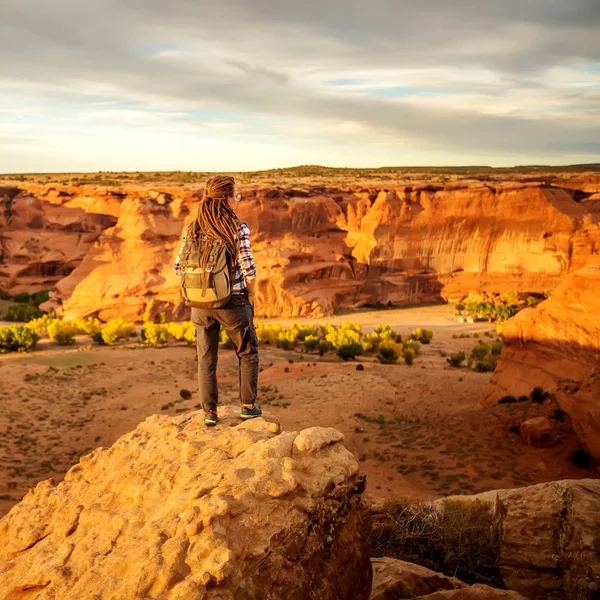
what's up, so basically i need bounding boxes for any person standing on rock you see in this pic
[173,175,261,426]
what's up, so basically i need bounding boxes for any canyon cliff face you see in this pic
[483,264,600,460]
[1,178,599,319]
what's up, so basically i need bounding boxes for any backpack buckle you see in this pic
[205,264,214,273]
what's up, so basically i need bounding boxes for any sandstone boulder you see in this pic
[0,409,372,600]
[415,585,526,599]
[370,557,467,599]
[437,479,600,600]
[519,416,558,448]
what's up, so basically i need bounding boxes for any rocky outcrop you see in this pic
[437,479,600,600]
[1,177,599,319]
[370,558,525,599]
[483,265,600,460]
[0,409,372,600]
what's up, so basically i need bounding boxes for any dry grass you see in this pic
[372,498,502,586]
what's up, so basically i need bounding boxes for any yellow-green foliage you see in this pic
[409,328,433,344]
[403,347,416,365]
[256,323,283,344]
[0,325,39,353]
[167,322,184,340]
[141,322,167,347]
[72,317,102,335]
[47,320,78,345]
[362,332,381,352]
[303,334,320,352]
[278,328,299,350]
[100,319,136,345]
[26,314,55,336]
[289,323,317,341]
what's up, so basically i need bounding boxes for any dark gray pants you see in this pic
[191,293,259,412]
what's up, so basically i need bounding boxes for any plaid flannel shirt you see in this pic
[173,221,256,295]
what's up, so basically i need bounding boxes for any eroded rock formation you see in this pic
[370,558,525,599]
[0,409,372,600]
[483,265,600,460]
[436,479,600,600]
[1,177,599,319]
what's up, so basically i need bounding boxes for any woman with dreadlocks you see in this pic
[174,175,260,426]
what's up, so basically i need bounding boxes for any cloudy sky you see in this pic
[1,0,599,172]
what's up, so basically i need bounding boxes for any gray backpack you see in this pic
[179,222,241,309]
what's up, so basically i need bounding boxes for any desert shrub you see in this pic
[318,341,331,356]
[356,364,365,371]
[498,395,517,404]
[278,329,298,350]
[362,332,381,352]
[180,389,192,400]
[552,408,567,422]
[446,351,466,368]
[374,324,401,342]
[530,387,550,403]
[403,339,421,356]
[73,317,102,336]
[474,355,498,372]
[141,322,168,347]
[290,324,316,341]
[403,347,415,366]
[4,303,43,322]
[495,324,504,336]
[491,341,504,356]
[31,290,50,306]
[337,341,362,361]
[471,342,490,361]
[410,328,433,344]
[97,319,136,345]
[26,314,55,336]
[47,320,76,342]
[455,303,465,312]
[0,326,39,353]
[571,448,591,469]
[167,322,185,341]
[256,323,283,345]
[526,296,536,308]
[502,291,519,306]
[303,334,320,353]
[219,329,234,349]
[377,343,399,365]
[371,499,501,586]
[13,292,30,303]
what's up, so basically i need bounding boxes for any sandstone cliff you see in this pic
[1,178,599,319]
[483,264,600,460]
[0,409,372,600]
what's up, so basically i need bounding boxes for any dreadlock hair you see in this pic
[187,175,239,271]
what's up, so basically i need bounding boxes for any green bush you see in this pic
[3,303,43,322]
[446,351,466,368]
[31,290,50,307]
[403,347,415,366]
[0,326,39,353]
[99,319,136,345]
[318,341,332,356]
[491,341,504,356]
[474,355,498,372]
[403,339,421,356]
[377,343,399,364]
[54,329,75,345]
[13,292,30,303]
[471,342,490,361]
[304,335,320,353]
[530,387,550,403]
[409,328,433,344]
[141,322,168,347]
[337,341,362,361]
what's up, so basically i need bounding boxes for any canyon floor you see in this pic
[0,305,596,517]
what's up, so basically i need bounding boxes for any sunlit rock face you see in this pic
[1,178,598,319]
[483,264,600,460]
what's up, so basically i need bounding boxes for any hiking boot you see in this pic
[240,404,262,420]
[204,410,219,426]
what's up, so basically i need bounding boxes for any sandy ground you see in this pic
[0,306,596,517]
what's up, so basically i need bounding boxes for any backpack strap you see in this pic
[201,240,221,298]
